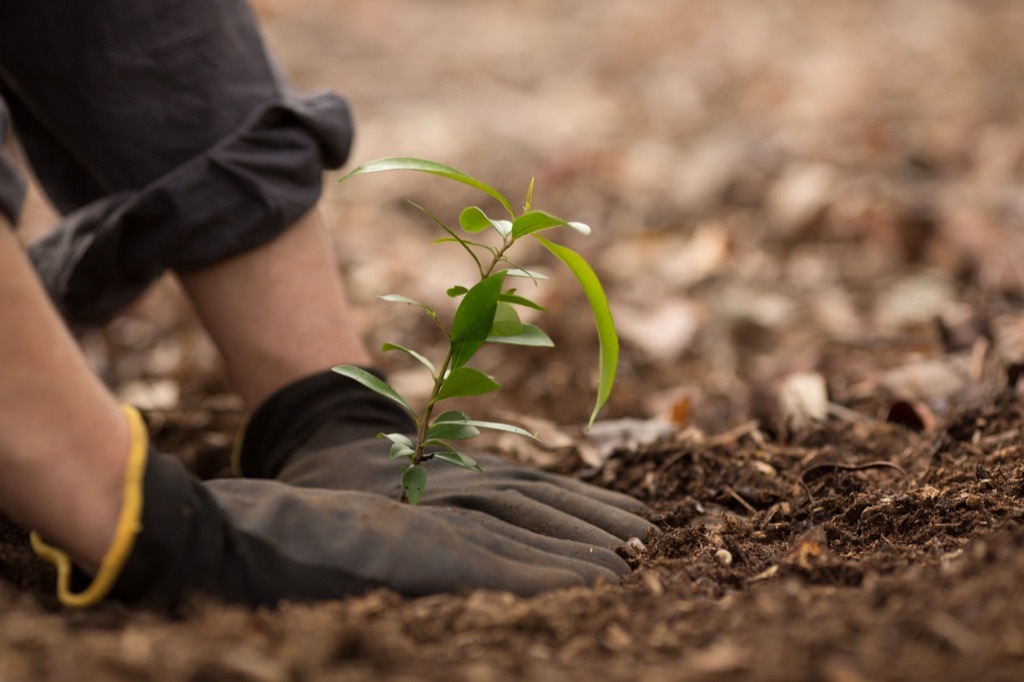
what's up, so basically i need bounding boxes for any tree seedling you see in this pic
[333,158,618,504]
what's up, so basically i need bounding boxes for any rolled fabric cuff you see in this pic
[27,91,354,324]
[30,405,149,609]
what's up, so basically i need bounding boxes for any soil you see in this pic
[4,1,1024,680]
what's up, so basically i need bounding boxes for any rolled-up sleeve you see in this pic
[27,92,353,323]
[0,1,354,324]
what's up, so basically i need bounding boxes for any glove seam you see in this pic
[30,405,149,608]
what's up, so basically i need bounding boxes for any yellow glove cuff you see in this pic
[30,405,149,608]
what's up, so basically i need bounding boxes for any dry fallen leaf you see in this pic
[767,163,838,237]
[614,297,703,361]
[779,372,829,430]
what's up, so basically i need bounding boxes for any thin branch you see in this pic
[410,200,484,277]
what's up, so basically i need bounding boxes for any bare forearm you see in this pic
[0,226,128,570]
[177,208,371,409]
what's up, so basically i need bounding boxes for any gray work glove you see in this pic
[235,370,656,563]
[32,405,629,611]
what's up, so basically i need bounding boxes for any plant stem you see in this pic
[402,235,517,504]
[483,238,513,278]
[412,347,453,466]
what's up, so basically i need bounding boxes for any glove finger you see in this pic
[429,454,650,515]
[441,507,630,576]
[278,437,650,521]
[520,474,649,516]
[425,488,632,548]
[211,482,593,599]
[474,480,657,542]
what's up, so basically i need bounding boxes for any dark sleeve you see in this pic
[0,1,353,323]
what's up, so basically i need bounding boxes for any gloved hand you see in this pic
[31,406,634,610]
[235,370,657,557]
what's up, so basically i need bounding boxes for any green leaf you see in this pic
[524,177,535,213]
[338,157,514,217]
[333,366,417,419]
[460,420,538,439]
[381,434,417,460]
[511,211,593,239]
[381,342,435,375]
[380,432,415,449]
[499,293,546,311]
[487,323,554,347]
[402,465,428,505]
[504,268,549,281]
[459,206,502,234]
[431,447,483,473]
[489,302,524,337]
[534,236,619,428]
[492,220,512,238]
[510,211,567,238]
[450,272,507,368]
[447,286,469,298]
[433,409,471,423]
[433,237,497,253]
[429,411,533,439]
[379,294,434,314]
[426,421,481,440]
[389,443,415,461]
[434,367,501,401]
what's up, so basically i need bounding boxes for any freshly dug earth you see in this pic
[5,1,1024,680]
[3,395,1024,681]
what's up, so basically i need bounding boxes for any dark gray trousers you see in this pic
[0,0,354,323]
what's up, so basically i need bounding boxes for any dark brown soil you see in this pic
[5,1,1024,680]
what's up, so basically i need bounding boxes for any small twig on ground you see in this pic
[799,460,908,504]
[723,485,758,515]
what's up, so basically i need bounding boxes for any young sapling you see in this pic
[333,158,618,504]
